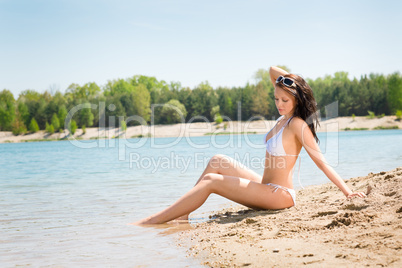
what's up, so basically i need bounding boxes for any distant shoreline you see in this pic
[0,115,401,144]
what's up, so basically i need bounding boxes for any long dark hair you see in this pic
[277,73,320,143]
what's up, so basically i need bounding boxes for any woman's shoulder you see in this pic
[288,116,309,133]
[289,116,305,125]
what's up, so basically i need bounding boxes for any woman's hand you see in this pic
[346,192,367,199]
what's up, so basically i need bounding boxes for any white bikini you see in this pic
[263,116,299,206]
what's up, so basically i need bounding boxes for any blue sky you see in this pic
[1,0,401,97]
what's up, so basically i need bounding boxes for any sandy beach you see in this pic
[178,167,402,267]
[0,115,401,143]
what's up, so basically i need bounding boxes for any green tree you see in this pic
[0,89,16,131]
[367,111,375,119]
[369,73,388,115]
[81,82,101,98]
[105,96,126,127]
[239,83,253,120]
[160,99,187,124]
[254,68,270,84]
[120,120,127,132]
[210,105,220,119]
[65,82,100,101]
[224,96,234,119]
[176,87,192,120]
[17,101,30,128]
[11,109,27,135]
[18,90,41,128]
[130,75,170,104]
[189,82,218,120]
[134,84,151,122]
[251,82,269,118]
[34,98,48,129]
[79,102,94,127]
[104,79,135,96]
[51,113,60,131]
[68,119,77,135]
[29,118,39,133]
[119,84,151,124]
[214,114,223,124]
[58,105,68,129]
[388,72,402,113]
[396,110,402,120]
[46,122,54,134]
[91,94,106,127]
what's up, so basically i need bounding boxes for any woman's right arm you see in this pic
[269,66,289,87]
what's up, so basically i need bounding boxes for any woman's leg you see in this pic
[132,173,293,225]
[195,154,262,184]
[176,154,262,221]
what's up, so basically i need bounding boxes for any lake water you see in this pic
[1,129,401,267]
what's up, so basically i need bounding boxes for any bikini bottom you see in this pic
[266,182,296,206]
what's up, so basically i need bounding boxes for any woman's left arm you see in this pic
[291,119,366,199]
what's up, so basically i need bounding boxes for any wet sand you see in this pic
[179,167,402,267]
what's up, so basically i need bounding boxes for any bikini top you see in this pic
[264,116,304,189]
[264,115,299,157]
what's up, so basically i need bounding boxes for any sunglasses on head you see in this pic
[276,76,296,88]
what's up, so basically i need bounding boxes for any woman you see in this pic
[133,66,366,225]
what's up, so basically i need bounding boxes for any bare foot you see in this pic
[129,217,154,226]
[175,215,189,221]
[130,215,189,226]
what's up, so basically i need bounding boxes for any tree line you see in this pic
[0,67,401,135]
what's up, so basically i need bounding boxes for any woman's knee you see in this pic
[201,173,223,184]
[200,173,222,191]
[209,154,231,171]
[201,172,219,181]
